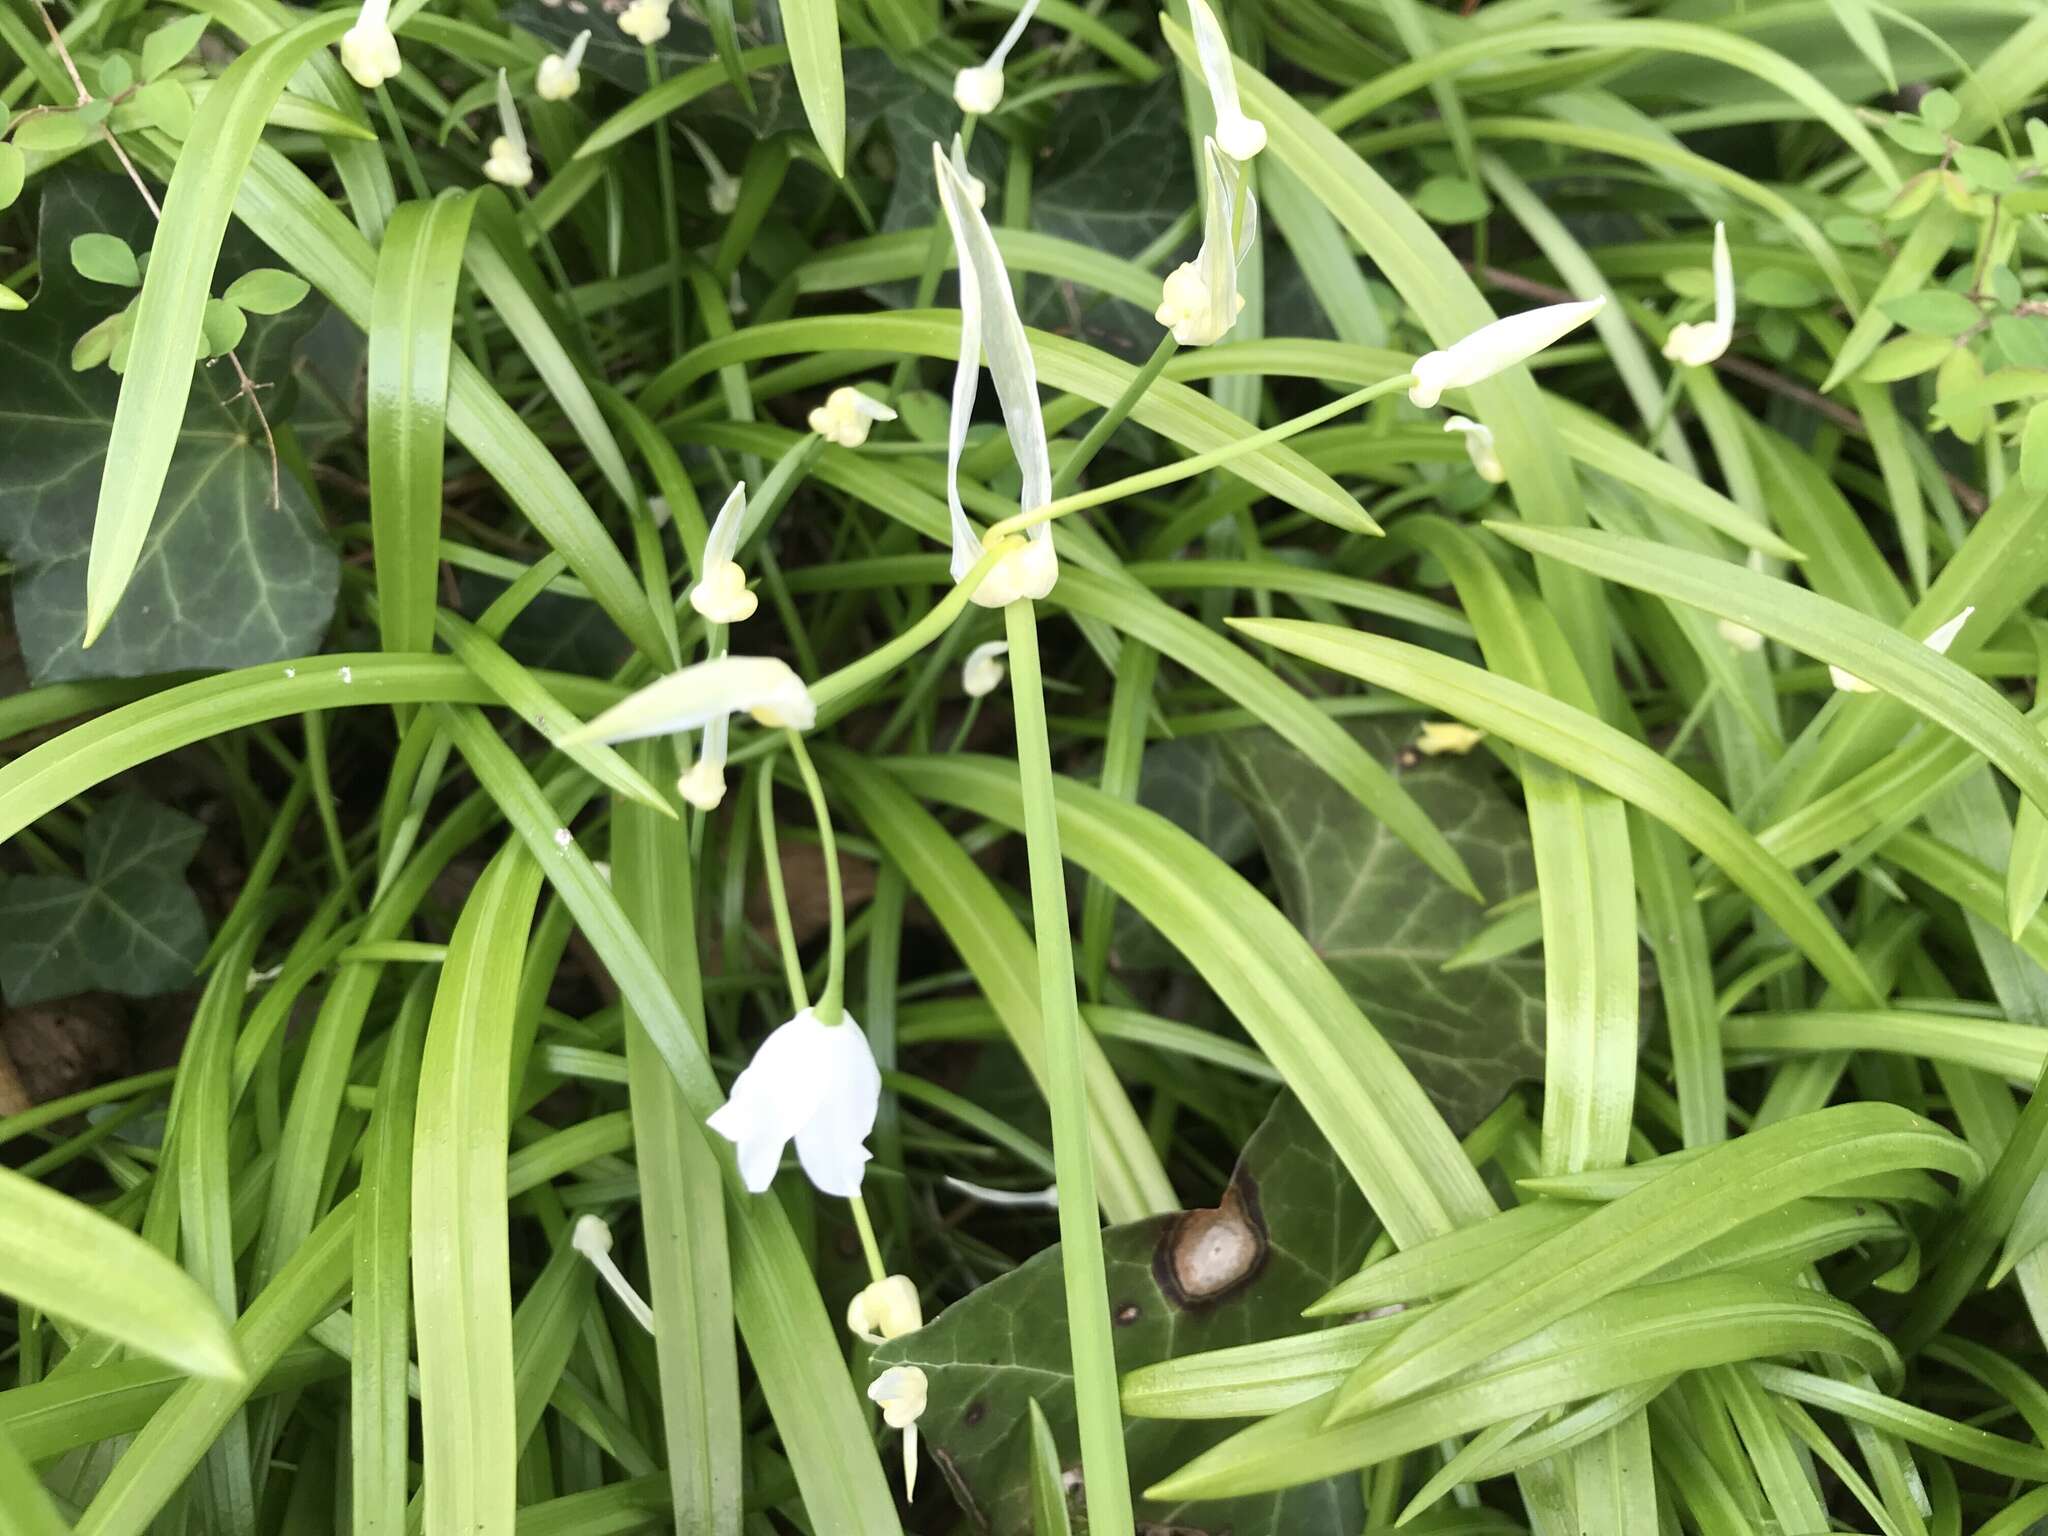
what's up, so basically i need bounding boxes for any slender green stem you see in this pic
[753,757,808,1011]
[848,1193,886,1284]
[783,730,843,1025]
[1051,331,1179,499]
[1003,598,1134,1536]
[808,537,1014,718]
[647,44,686,357]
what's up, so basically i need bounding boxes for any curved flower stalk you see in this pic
[869,1365,929,1497]
[962,640,1009,697]
[680,126,742,214]
[1665,221,1734,368]
[1187,0,1265,160]
[536,30,590,101]
[689,483,757,626]
[1156,139,1257,346]
[953,0,1042,116]
[339,0,401,89]
[618,0,671,43]
[847,1275,923,1344]
[1408,297,1606,408]
[809,385,898,447]
[571,1215,656,1334]
[932,142,1059,607]
[1442,416,1505,483]
[1830,607,1973,694]
[483,70,534,188]
[707,1008,882,1195]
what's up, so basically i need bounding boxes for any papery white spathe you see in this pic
[1665,222,1734,368]
[483,69,534,188]
[618,0,671,43]
[961,640,1009,697]
[690,483,757,625]
[537,30,589,101]
[681,126,741,214]
[571,1215,656,1334]
[1442,416,1505,483]
[809,385,898,448]
[339,0,401,89]
[1187,0,1264,160]
[707,1008,882,1196]
[847,1275,923,1344]
[933,141,1059,607]
[1408,298,1606,409]
[868,1365,929,1499]
[952,0,1041,116]
[1829,607,1974,694]
[1156,138,1256,347]
[564,655,816,747]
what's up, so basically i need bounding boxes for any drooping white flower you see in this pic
[1417,721,1486,756]
[571,1215,656,1334]
[932,141,1058,607]
[565,655,816,746]
[1408,298,1607,409]
[681,126,741,214]
[690,482,757,626]
[868,1365,929,1499]
[483,70,534,188]
[1830,607,1974,694]
[339,0,401,89]
[809,385,898,448]
[847,1275,923,1344]
[1187,0,1265,161]
[1156,138,1257,347]
[1442,416,1505,483]
[618,0,671,44]
[536,30,590,101]
[952,0,1041,116]
[961,640,1009,697]
[1664,221,1734,368]
[707,1009,882,1196]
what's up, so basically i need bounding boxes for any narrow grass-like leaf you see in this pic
[779,0,844,175]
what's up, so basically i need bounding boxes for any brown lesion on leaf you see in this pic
[1152,1174,1268,1310]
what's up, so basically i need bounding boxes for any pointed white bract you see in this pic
[565,655,815,747]
[932,141,1059,607]
[1187,0,1264,160]
[571,1215,656,1334]
[1665,222,1734,367]
[537,30,589,101]
[847,1274,923,1344]
[1829,607,1974,694]
[868,1365,929,1499]
[339,0,401,89]
[961,640,1009,698]
[1442,416,1505,483]
[1408,297,1606,408]
[707,1009,882,1196]
[952,0,1041,116]
[690,483,758,626]
[681,126,742,214]
[484,69,534,188]
[1156,138,1257,347]
[809,385,898,448]
[618,0,671,43]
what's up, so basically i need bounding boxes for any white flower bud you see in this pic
[868,1364,929,1498]
[1665,222,1734,368]
[808,385,898,448]
[339,0,400,89]
[847,1275,923,1343]
[618,0,671,44]
[483,70,532,188]
[953,64,1004,115]
[1408,298,1606,408]
[571,1215,656,1334]
[961,640,1009,698]
[1442,416,1505,483]
[536,31,589,101]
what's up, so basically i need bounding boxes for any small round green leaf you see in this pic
[133,79,194,140]
[141,12,209,80]
[1881,289,1982,336]
[222,267,309,315]
[10,111,93,152]
[70,231,141,287]
[1860,332,1954,382]
[0,143,25,212]
[199,296,247,357]
[1920,87,1960,131]
[1412,175,1491,225]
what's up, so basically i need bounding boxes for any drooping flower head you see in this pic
[932,140,1059,607]
[953,0,1042,116]
[571,1215,656,1334]
[809,385,898,448]
[707,1008,882,1195]
[618,0,672,43]
[1407,297,1606,409]
[1187,0,1264,161]
[869,1365,929,1498]
[1442,416,1505,483]
[537,30,590,101]
[847,1275,923,1344]
[483,69,534,188]
[1156,137,1256,347]
[961,639,1009,697]
[681,126,742,214]
[690,483,757,626]
[1664,222,1734,368]
[339,0,401,89]
[1830,608,1973,694]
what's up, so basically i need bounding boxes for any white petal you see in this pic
[707,1011,839,1191]
[1442,416,1505,482]
[702,481,747,568]
[1187,0,1264,160]
[494,68,525,157]
[1421,298,1606,397]
[791,1014,882,1197]
[1923,606,1974,655]
[566,656,813,745]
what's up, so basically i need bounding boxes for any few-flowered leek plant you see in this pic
[1829,607,1974,693]
[482,69,533,189]
[1407,297,1606,408]
[1664,220,1735,368]
[339,0,401,88]
[1186,0,1265,161]
[535,29,589,102]
[953,0,1042,116]
[1156,138,1256,346]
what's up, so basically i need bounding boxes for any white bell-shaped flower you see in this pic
[1830,608,1973,694]
[339,0,401,89]
[847,1275,923,1344]
[1442,416,1505,483]
[537,30,589,101]
[1664,222,1734,368]
[566,654,816,746]
[1187,0,1265,161]
[1408,297,1605,408]
[961,640,1009,697]
[707,1008,882,1196]
[868,1365,929,1499]
[809,385,898,448]
[681,126,742,214]
[952,0,1040,116]
[933,140,1058,607]
[689,483,757,625]
[571,1215,656,1334]
[483,70,534,188]
[618,0,671,43]
[1417,721,1486,756]
[1156,138,1257,347]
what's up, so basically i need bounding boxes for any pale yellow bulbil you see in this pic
[846,1274,924,1343]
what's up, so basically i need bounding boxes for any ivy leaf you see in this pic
[872,1095,1373,1536]
[0,174,339,681]
[0,794,209,1006]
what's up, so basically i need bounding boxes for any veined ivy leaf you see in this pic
[871,1094,1373,1536]
[0,174,339,681]
[0,794,209,1006]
